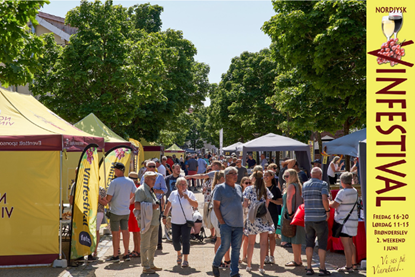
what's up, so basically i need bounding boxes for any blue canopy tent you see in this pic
[322,128,366,157]
[359,139,367,228]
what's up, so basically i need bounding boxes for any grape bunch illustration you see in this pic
[377,38,406,66]
[115,148,126,160]
[86,148,94,164]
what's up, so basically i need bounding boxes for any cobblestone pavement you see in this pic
[1,188,366,277]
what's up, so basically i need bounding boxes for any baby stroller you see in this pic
[190,209,206,243]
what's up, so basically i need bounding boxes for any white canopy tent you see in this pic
[241,133,311,173]
[223,142,243,153]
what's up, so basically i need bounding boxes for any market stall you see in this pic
[222,142,243,156]
[164,143,185,160]
[0,88,104,266]
[139,138,163,161]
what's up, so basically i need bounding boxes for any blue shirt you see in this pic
[197,158,207,173]
[141,172,167,200]
[302,178,329,222]
[212,183,244,227]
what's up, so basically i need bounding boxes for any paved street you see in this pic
[1,190,366,277]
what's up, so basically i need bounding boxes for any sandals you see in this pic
[182,260,189,268]
[177,254,182,265]
[223,260,231,268]
[337,266,353,273]
[353,264,359,271]
[130,251,140,258]
[306,268,315,275]
[285,261,302,267]
[319,268,331,276]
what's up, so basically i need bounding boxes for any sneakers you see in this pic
[107,256,120,263]
[212,265,220,277]
[259,268,265,274]
[246,266,252,272]
[269,256,275,264]
[123,254,131,261]
[150,266,162,271]
[87,255,97,262]
[157,244,163,250]
[264,256,269,264]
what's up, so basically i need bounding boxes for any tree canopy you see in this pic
[0,0,49,87]
[262,0,366,137]
[31,0,209,142]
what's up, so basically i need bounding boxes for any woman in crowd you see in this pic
[327,156,344,185]
[281,168,306,267]
[162,177,198,267]
[209,170,231,268]
[263,170,282,264]
[249,165,263,181]
[239,176,252,263]
[329,172,359,272]
[127,172,141,257]
[202,166,215,240]
[243,171,274,273]
[93,185,107,259]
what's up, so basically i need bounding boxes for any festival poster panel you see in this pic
[367,1,414,276]
[99,146,132,189]
[70,144,99,259]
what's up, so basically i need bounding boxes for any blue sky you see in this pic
[41,1,276,104]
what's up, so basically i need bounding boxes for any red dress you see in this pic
[128,183,140,232]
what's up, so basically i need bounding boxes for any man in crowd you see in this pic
[172,154,180,164]
[134,171,162,274]
[212,167,244,277]
[302,167,331,276]
[106,162,137,263]
[235,159,247,185]
[260,153,267,170]
[312,159,322,168]
[166,156,174,168]
[161,156,172,176]
[203,154,210,165]
[164,163,181,199]
[140,160,167,250]
[246,154,256,169]
[185,160,222,184]
[197,154,207,187]
[186,154,198,191]
[154,158,166,177]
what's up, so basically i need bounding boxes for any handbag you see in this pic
[256,202,267,218]
[291,204,305,227]
[332,196,358,238]
[178,192,195,228]
[281,185,297,238]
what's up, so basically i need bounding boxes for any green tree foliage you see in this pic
[207,49,285,146]
[0,0,49,87]
[262,0,366,137]
[31,0,209,142]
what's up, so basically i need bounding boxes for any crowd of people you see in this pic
[70,152,361,276]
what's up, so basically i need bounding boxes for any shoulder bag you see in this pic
[178,192,195,228]
[332,195,358,238]
[281,184,297,238]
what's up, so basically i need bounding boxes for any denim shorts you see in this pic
[304,221,329,250]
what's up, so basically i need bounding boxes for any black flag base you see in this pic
[52,259,67,268]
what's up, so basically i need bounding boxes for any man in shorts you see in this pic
[106,162,137,263]
[302,167,331,276]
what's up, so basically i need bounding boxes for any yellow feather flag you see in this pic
[99,146,132,189]
[70,144,99,259]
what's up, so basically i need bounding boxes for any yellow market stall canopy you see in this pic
[0,88,104,266]
[164,143,185,159]
[139,138,163,161]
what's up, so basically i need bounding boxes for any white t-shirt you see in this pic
[334,187,359,236]
[168,190,196,225]
[158,164,166,177]
[327,161,339,177]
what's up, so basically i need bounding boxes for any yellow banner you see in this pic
[71,144,99,259]
[308,140,314,163]
[99,146,132,189]
[0,151,59,256]
[367,1,414,276]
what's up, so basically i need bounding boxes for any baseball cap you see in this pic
[113,162,125,171]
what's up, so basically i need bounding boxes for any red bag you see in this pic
[290,204,305,227]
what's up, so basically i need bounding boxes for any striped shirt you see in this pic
[302,178,329,222]
[334,188,359,236]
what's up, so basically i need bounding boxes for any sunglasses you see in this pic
[131,178,138,180]
[283,175,289,178]
[148,166,156,168]
[244,182,252,185]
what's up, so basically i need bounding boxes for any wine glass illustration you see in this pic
[382,16,394,41]
[389,10,403,38]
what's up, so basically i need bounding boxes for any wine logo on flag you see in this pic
[378,10,406,66]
